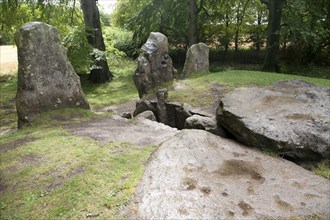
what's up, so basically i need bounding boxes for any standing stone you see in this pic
[133,32,177,98]
[182,42,209,78]
[14,22,90,128]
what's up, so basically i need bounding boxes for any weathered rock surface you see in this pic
[14,22,89,128]
[135,110,157,121]
[133,100,157,117]
[185,115,226,137]
[133,32,177,98]
[217,80,330,161]
[68,115,178,147]
[182,42,209,77]
[132,98,217,131]
[174,103,193,129]
[156,89,169,124]
[126,129,330,219]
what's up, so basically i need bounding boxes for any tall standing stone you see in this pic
[182,42,209,78]
[133,32,177,98]
[14,22,90,128]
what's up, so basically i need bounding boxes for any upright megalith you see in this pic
[14,22,90,128]
[133,32,177,98]
[182,42,209,78]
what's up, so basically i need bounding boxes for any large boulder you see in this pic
[133,32,177,98]
[133,100,157,117]
[126,130,330,219]
[185,115,226,137]
[14,22,90,128]
[135,110,157,121]
[182,42,209,77]
[216,80,330,161]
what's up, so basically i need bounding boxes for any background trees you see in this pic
[112,0,329,68]
[80,0,113,83]
[1,0,329,75]
[0,0,113,83]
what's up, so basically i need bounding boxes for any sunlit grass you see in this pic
[81,58,138,109]
[313,160,330,179]
[0,72,18,132]
[168,70,330,107]
[0,127,156,219]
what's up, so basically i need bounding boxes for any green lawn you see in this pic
[0,127,156,219]
[1,60,330,219]
[168,70,330,107]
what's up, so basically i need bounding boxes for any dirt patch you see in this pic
[199,186,211,195]
[21,154,43,164]
[274,194,294,211]
[0,138,36,153]
[286,113,313,120]
[182,178,197,190]
[238,200,254,216]
[46,165,85,192]
[0,46,18,75]
[50,112,86,121]
[95,99,137,114]
[0,172,7,192]
[216,159,265,183]
[0,63,17,75]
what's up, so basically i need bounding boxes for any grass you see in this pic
[82,58,138,109]
[0,73,17,132]
[168,70,330,107]
[1,58,330,219]
[0,127,156,219]
[313,160,330,179]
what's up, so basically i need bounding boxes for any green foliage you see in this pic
[0,0,83,45]
[63,26,93,74]
[113,0,190,46]
[103,26,134,57]
[282,0,330,65]
[313,160,330,179]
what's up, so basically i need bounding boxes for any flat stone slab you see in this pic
[126,130,330,219]
[216,80,330,161]
[67,116,178,146]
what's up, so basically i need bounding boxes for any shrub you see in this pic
[62,26,93,74]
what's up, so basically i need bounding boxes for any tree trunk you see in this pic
[80,0,113,83]
[188,0,198,47]
[223,12,230,62]
[262,0,283,72]
[256,9,262,52]
[235,7,240,53]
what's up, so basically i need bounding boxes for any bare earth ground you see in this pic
[0,46,18,75]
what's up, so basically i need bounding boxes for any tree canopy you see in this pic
[112,0,329,66]
[1,0,329,70]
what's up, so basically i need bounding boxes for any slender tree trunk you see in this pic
[256,9,262,52]
[188,0,198,47]
[80,0,113,83]
[223,12,230,63]
[235,7,240,53]
[262,0,283,72]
